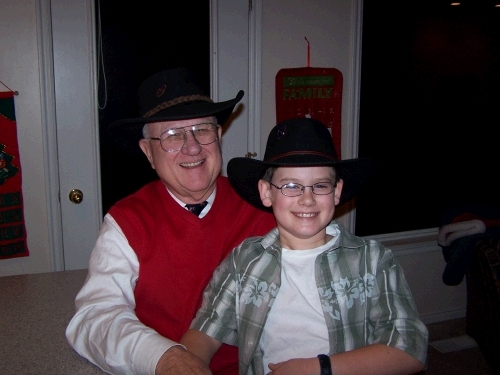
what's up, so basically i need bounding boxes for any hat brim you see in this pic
[227,156,377,212]
[108,90,244,155]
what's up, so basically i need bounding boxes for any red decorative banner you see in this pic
[275,67,343,157]
[0,91,29,259]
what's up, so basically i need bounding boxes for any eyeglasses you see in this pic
[149,123,219,152]
[270,182,337,197]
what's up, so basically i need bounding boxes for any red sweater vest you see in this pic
[109,177,275,375]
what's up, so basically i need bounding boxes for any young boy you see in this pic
[180,117,428,375]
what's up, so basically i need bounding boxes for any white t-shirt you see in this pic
[260,228,339,374]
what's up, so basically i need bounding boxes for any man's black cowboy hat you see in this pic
[227,117,376,211]
[108,68,244,154]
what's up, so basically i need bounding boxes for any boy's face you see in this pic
[258,166,343,250]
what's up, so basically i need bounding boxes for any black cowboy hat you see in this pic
[108,68,244,154]
[227,117,376,211]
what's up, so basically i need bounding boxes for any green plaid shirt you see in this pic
[191,222,429,375]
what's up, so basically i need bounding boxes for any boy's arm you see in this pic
[180,329,223,365]
[328,344,424,374]
[267,344,424,375]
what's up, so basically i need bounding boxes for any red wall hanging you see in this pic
[275,38,343,156]
[0,90,29,259]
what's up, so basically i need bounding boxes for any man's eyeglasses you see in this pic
[149,123,219,152]
[270,182,337,197]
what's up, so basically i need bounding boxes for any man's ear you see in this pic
[258,180,273,208]
[216,124,223,150]
[139,139,155,169]
[217,124,223,140]
[334,179,344,205]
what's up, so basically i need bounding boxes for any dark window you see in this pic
[95,0,210,214]
[356,0,500,236]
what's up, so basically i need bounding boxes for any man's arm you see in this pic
[155,346,214,375]
[267,344,424,375]
[66,214,176,374]
[179,329,222,365]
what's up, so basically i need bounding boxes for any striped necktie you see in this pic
[185,201,208,216]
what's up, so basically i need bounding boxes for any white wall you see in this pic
[261,1,357,158]
[0,0,52,275]
[0,0,466,324]
[391,240,466,323]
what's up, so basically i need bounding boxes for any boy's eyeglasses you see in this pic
[270,182,337,197]
[149,123,219,152]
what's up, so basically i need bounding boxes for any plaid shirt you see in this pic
[191,222,429,375]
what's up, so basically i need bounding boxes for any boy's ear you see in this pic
[258,180,273,208]
[334,179,344,205]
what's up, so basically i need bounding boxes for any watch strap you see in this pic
[317,354,332,375]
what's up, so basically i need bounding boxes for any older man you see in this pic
[66,68,276,375]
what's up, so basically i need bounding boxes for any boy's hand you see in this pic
[267,357,319,375]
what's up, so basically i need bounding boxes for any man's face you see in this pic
[258,166,343,250]
[139,116,222,204]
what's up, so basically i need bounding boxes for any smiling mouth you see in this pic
[180,159,205,168]
[294,212,317,218]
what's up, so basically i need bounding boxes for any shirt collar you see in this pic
[262,221,342,252]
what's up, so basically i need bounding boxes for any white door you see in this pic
[48,0,255,270]
[50,0,102,271]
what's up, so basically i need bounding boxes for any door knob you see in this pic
[69,189,84,204]
[245,152,257,158]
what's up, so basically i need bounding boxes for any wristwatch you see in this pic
[317,354,332,375]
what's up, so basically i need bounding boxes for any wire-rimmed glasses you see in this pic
[270,182,337,197]
[149,122,220,152]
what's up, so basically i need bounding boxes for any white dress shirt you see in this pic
[66,188,216,374]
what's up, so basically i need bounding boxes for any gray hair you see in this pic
[142,124,150,139]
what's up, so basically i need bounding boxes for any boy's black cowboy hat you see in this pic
[227,117,376,211]
[108,68,244,154]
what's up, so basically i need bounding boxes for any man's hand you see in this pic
[155,345,213,375]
